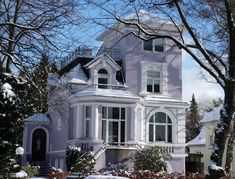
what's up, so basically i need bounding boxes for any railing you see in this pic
[93,142,143,159]
[146,143,186,154]
[60,46,122,69]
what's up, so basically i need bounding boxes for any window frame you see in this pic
[97,68,110,89]
[143,38,165,53]
[147,70,161,93]
[101,106,126,144]
[85,106,91,138]
[148,112,172,143]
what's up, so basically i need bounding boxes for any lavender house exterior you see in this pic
[22,12,187,173]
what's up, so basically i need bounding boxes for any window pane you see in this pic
[147,71,160,78]
[102,120,106,140]
[108,107,119,119]
[143,39,153,51]
[155,125,165,141]
[155,112,166,123]
[149,124,153,142]
[108,121,118,143]
[121,108,125,120]
[98,78,108,89]
[121,121,125,143]
[149,116,154,123]
[98,69,108,74]
[154,38,164,52]
[167,116,172,124]
[168,125,172,142]
[86,120,89,138]
[85,106,91,118]
[98,77,108,84]
[147,79,152,92]
[154,80,160,92]
[102,107,107,118]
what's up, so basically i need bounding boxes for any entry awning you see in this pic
[24,113,51,125]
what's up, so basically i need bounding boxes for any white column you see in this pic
[138,107,144,142]
[91,104,99,139]
[131,105,137,141]
[76,105,83,138]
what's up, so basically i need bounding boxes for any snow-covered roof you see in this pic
[187,127,206,146]
[124,9,171,25]
[200,105,222,123]
[24,113,51,124]
[61,64,88,85]
[68,78,88,85]
[73,88,140,99]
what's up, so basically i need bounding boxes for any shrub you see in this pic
[21,165,40,178]
[66,145,96,175]
[133,146,171,173]
[48,167,69,179]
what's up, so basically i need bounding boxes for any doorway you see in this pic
[32,128,47,162]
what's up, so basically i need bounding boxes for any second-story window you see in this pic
[147,71,161,93]
[98,69,109,89]
[143,38,164,52]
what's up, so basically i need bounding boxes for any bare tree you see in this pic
[0,0,84,74]
[88,0,235,177]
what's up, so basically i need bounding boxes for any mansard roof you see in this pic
[57,53,124,84]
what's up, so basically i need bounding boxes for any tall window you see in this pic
[102,107,125,144]
[147,71,161,93]
[143,38,164,52]
[98,69,109,89]
[149,112,172,142]
[85,106,91,138]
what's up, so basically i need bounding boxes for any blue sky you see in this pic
[182,50,224,101]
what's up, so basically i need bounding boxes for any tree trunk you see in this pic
[225,126,235,174]
[209,84,235,178]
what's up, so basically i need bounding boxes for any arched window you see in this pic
[149,112,172,142]
[98,69,109,89]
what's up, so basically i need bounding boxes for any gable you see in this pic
[84,53,121,71]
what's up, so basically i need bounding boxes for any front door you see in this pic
[32,129,46,162]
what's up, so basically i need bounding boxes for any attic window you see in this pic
[98,69,108,74]
[98,69,109,89]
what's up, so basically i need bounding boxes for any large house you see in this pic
[22,11,188,173]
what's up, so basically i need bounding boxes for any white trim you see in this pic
[30,127,49,155]
[49,150,66,154]
[140,61,168,96]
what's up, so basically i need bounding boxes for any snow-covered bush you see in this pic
[66,145,96,175]
[133,146,171,173]
[0,73,32,177]
[48,167,69,179]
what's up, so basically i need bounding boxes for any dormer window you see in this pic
[143,38,164,52]
[98,69,109,89]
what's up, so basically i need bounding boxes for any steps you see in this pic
[37,163,51,177]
